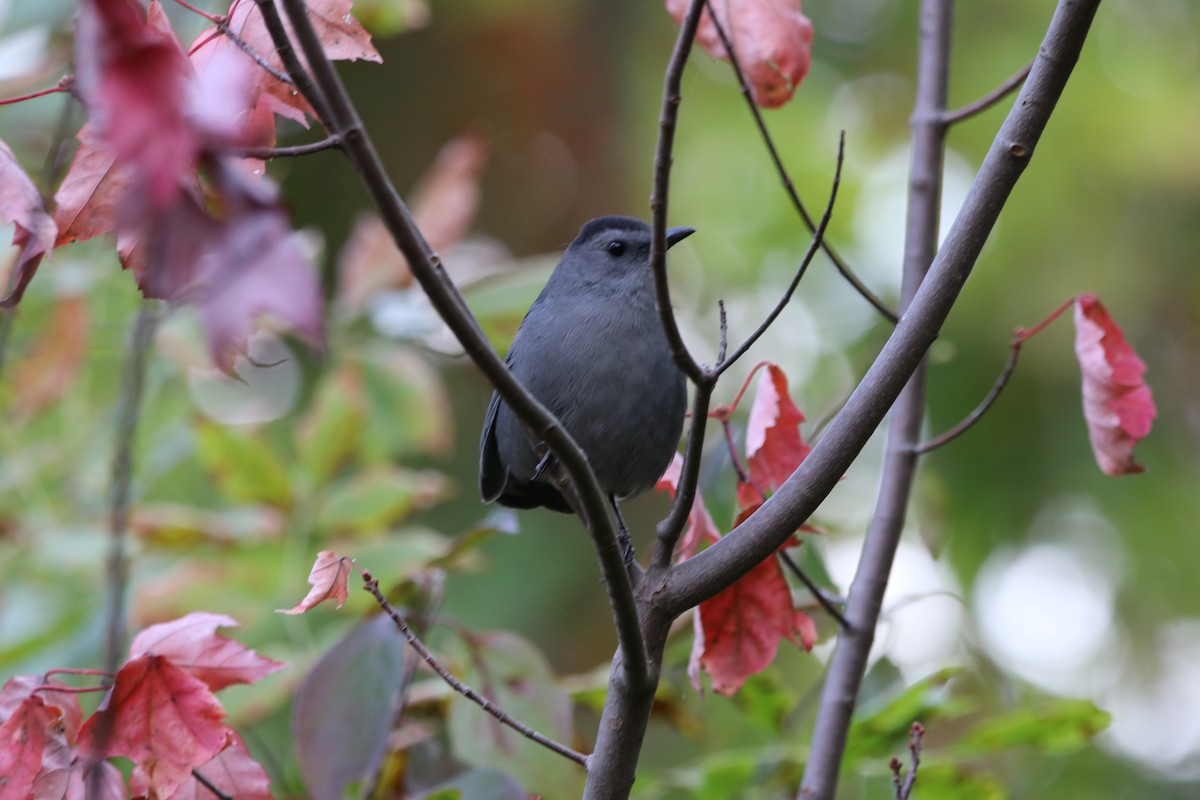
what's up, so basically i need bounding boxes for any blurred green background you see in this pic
[1,0,1198,797]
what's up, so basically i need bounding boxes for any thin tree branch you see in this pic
[797,0,951,791]
[251,0,332,123]
[912,336,1022,454]
[0,75,75,106]
[943,60,1034,125]
[191,769,233,800]
[649,0,708,384]
[662,0,1102,629]
[704,2,898,324]
[715,133,844,376]
[88,302,159,800]
[650,382,713,569]
[269,0,648,693]
[361,571,587,766]
[778,550,849,630]
[233,135,342,159]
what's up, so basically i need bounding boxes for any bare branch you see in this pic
[361,571,588,766]
[777,550,849,630]
[234,135,342,159]
[251,0,332,123]
[943,59,1034,125]
[663,0,1103,627]
[269,0,648,691]
[715,132,844,376]
[649,0,708,384]
[703,2,898,324]
[913,335,1022,454]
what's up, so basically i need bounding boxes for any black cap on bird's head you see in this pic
[569,216,695,260]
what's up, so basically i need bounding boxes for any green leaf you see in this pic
[358,349,452,463]
[844,667,967,764]
[314,468,451,537]
[447,631,581,797]
[907,762,1007,800]
[297,368,366,485]
[955,699,1112,756]
[194,423,293,508]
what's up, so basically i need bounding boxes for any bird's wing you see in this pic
[479,387,508,503]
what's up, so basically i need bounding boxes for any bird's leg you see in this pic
[610,496,634,566]
[532,449,557,481]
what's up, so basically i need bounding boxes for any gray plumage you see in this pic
[479,216,693,515]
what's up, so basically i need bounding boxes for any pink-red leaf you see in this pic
[129,612,285,692]
[1073,293,1156,476]
[277,550,353,614]
[0,695,69,800]
[189,0,380,129]
[0,676,83,744]
[129,731,272,800]
[62,759,125,800]
[656,453,721,561]
[689,555,816,696]
[75,0,196,207]
[0,140,57,307]
[746,362,811,493]
[667,0,814,108]
[77,655,232,799]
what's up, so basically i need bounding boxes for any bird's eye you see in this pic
[606,240,626,257]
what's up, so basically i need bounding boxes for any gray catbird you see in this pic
[479,216,693,536]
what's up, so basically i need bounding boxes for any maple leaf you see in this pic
[655,453,721,561]
[74,0,197,207]
[0,694,70,800]
[189,0,381,129]
[129,731,272,800]
[1073,293,1156,476]
[666,0,814,108]
[746,362,811,494]
[0,675,84,745]
[689,555,817,696]
[128,612,285,692]
[277,550,353,614]
[77,655,232,800]
[0,140,57,308]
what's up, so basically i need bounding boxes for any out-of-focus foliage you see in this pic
[2,0,1198,797]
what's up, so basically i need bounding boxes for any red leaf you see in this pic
[189,0,380,130]
[129,731,271,800]
[0,695,70,800]
[135,163,324,370]
[277,550,353,614]
[1073,293,1156,476]
[655,453,721,561]
[0,140,57,307]
[77,655,232,799]
[0,676,83,744]
[129,612,285,692]
[75,0,197,207]
[746,363,811,494]
[52,125,131,248]
[689,554,816,696]
[666,0,813,108]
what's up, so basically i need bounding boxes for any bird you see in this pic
[479,216,694,550]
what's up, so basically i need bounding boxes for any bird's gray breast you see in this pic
[497,289,686,499]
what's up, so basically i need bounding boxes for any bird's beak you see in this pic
[666,226,696,248]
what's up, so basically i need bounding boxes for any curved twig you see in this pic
[942,60,1034,125]
[234,135,342,159]
[715,132,844,376]
[649,0,708,384]
[362,572,587,766]
[704,2,898,324]
[912,337,1022,454]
